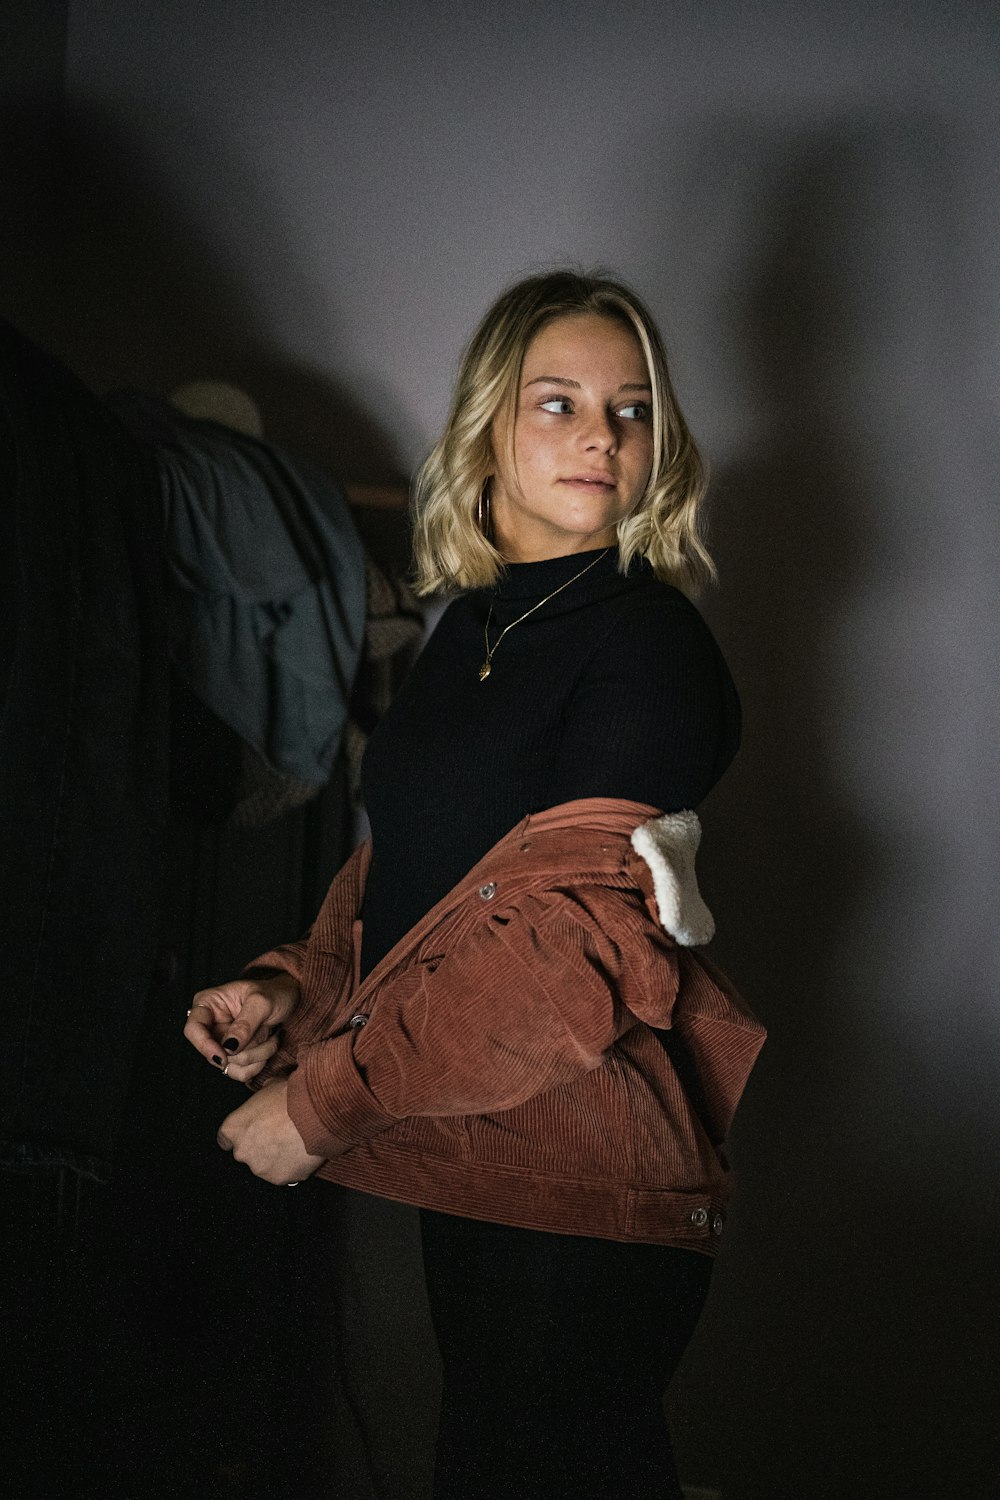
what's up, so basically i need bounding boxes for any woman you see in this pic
[184,270,765,1499]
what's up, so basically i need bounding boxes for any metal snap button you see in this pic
[478,882,497,900]
[349,1013,369,1030]
[712,1212,724,1236]
[690,1207,709,1229]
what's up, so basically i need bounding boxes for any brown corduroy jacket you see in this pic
[251,797,765,1251]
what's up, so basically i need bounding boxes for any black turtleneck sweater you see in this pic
[359,546,739,977]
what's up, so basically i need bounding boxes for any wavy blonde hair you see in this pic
[411,270,714,595]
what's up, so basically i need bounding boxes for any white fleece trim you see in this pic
[630,811,715,947]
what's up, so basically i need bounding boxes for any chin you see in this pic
[561,518,621,543]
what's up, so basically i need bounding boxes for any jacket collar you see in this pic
[518,798,714,946]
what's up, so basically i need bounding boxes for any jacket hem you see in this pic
[315,1140,728,1253]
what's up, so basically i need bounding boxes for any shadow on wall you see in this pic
[693,127,881,1499]
[667,118,997,1498]
[3,104,434,1500]
[0,0,68,344]
[28,103,408,488]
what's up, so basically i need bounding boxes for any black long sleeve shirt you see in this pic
[359,546,739,977]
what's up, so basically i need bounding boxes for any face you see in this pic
[489,312,655,563]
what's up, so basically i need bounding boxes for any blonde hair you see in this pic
[411,270,715,596]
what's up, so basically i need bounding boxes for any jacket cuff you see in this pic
[285,1036,397,1157]
[240,939,309,986]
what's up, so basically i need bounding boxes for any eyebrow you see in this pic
[523,376,653,392]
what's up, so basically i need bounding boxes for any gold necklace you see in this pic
[479,548,611,681]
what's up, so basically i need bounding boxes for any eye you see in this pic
[539,396,574,415]
[616,401,651,422]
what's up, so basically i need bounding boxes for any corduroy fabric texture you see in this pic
[250,798,764,1251]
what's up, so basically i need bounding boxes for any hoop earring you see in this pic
[477,483,492,538]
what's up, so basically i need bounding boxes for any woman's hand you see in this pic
[216,1077,328,1185]
[183,970,301,1083]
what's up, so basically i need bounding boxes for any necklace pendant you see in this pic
[478,661,491,681]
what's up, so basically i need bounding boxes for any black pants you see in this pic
[420,1210,713,1500]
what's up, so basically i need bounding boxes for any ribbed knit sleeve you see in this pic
[548,594,740,813]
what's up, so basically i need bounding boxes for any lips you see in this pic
[561,473,616,489]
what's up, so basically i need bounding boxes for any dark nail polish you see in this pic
[212,1055,223,1066]
[223,1037,240,1053]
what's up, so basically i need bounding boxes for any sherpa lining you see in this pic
[630,811,715,946]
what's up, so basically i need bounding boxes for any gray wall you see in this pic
[53,2,999,1496]
[0,1,68,340]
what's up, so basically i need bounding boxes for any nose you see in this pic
[580,407,617,455]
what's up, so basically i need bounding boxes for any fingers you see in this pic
[183,974,300,1073]
[183,999,229,1069]
[217,973,300,1055]
[215,1081,325,1185]
[221,1025,281,1083]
